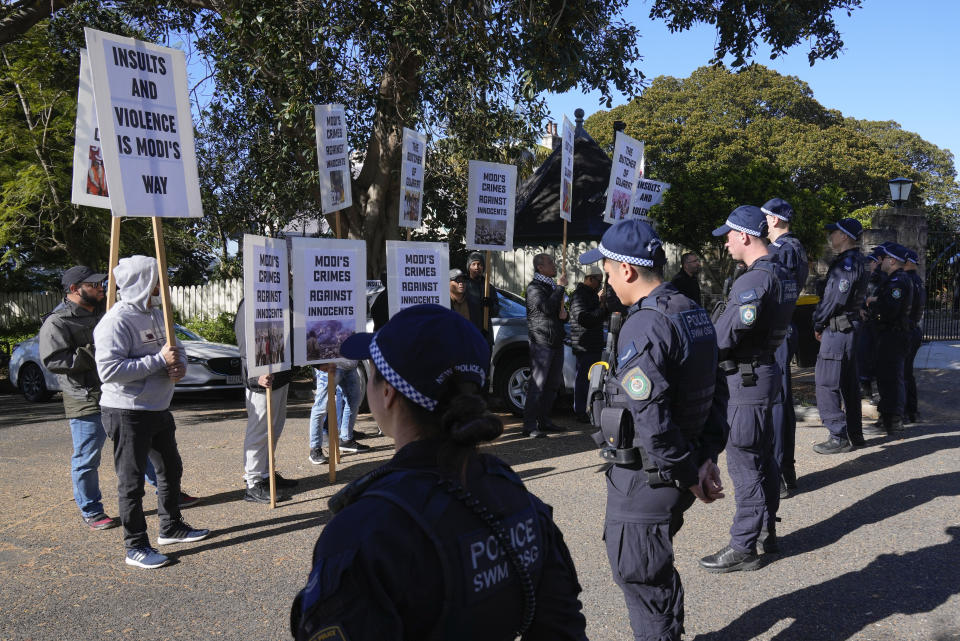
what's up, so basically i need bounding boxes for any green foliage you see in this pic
[181,312,237,345]
[0,319,42,351]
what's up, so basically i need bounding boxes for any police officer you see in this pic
[856,246,887,402]
[763,197,808,496]
[700,205,797,573]
[810,218,870,454]
[903,249,926,424]
[864,243,915,434]
[291,305,588,641]
[579,219,726,640]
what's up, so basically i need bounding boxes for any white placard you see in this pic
[291,237,366,365]
[71,50,110,209]
[560,116,574,223]
[398,128,427,228]
[465,160,516,251]
[385,241,450,317]
[603,131,644,223]
[242,235,291,379]
[83,28,202,218]
[314,104,353,214]
[629,178,671,221]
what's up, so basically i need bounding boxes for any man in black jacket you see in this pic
[670,252,702,306]
[570,266,606,423]
[523,253,568,438]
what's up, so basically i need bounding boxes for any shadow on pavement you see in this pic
[696,526,960,641]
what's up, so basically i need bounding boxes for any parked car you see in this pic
[9,325,244,402]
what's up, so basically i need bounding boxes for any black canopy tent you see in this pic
[512,110,613,245]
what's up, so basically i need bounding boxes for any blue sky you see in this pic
[545,0,960,160]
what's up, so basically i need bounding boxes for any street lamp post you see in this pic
[888,176,913,208]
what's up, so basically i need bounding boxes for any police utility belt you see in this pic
[718,354,774,387]
[590,407,678,489]
[827,314,855,333]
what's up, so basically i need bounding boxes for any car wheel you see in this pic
[18,362,52,402]
[494,354,530,417]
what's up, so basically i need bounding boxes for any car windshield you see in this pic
[175,325,205,342]
[496,290,526,319]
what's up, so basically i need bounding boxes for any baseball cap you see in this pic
[62,265,107,289]
[340,304,490,412]
[904,248,920,264]
[880,243,909,263]
[578,219,665,267]
[825,218,863,240]
[761,197,794,222]
[712,205,768,238]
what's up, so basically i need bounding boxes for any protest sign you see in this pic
[314,104,353,214]
[243,235,291,379]
[71,50,111,209]
[291,237,366,366]
[630,178,671,221]
[398,128,427,228]
[465,160,516,251]
[603,131,644,223]
[560,116,574,223]
[83,28,202,218]
[385,241,449,317]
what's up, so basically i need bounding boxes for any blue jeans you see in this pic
[69,414,107,518]
[309,368,363,448]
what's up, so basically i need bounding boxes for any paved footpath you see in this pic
[0,370,958,641]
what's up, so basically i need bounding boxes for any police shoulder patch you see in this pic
[838,279,850,293]
[620,366,652,401]
[738,289,758,304]
[308,625,350,641]
[740,303,757,326]
[892,288,902,299]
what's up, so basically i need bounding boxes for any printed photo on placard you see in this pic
[242,234,291,379]
[560,115,575,223]
[291,237,367,365]
[385,241,450,317]
[314,104,353,214]
[83,28,202,218]
[399,128,427,228]
[71,50,112,209]
[465,160,516,252]
[603,131,644,223]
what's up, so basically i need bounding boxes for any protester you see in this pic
[308,364,367,463]
[449,268,481,325]
[569,265,606,423]
[523,253,568,438]
[95,256,209,569]
[234,299,299,503]
[291,305,588,640]
[464,251,499,331]
[670,252,703,306]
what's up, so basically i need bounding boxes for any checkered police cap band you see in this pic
[761,206,789,221]
[724,218,763,237]
[370,335,438,411]
[598,243,654,267]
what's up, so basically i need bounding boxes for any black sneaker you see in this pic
[813,436,853,455]
[352,431,372,440]
[273,473,299,489]
[309,448,328,465]
[157,521,210,545]
[339,439,370,453]
[244,481,289,503]
[699,545,762,573]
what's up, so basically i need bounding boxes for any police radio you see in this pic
[585,311,622,427]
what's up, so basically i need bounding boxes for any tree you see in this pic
[583,64,957,287]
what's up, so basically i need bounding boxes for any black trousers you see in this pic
[875,329,908,417]
[102,407,183,549]
[904,326,922,416]
[523,342,564,430]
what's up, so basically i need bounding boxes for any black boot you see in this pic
[863,416,887,436]
[813,436,852,454]
[758,527,779,554]
[781,465,797,490]
[860,380,873,399]
[699,546,762,573]
[886,414,905,433]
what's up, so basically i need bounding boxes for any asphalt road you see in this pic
[1,371,958,641]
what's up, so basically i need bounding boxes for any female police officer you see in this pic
[291,304,588,641]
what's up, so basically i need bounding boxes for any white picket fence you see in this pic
[0,278,244,328]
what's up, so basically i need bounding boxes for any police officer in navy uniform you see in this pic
[579,219,727,640]
[762,197,808,496]
[902,249,926,424]
[856,246,887,402]
[291,305,588,641]
[810,218,871,454]
[864,243,915,435]
[700,205,798,573]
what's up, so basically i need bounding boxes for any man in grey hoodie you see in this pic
[95,255,209,569]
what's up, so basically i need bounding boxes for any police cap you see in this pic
[578,218,664,268]
[712,205,769,238]
[761,197,794,222]
[880,243,909,263]
[825,218,863,240]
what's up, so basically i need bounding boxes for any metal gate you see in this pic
[923,231,960,341]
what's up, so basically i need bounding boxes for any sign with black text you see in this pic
[83,28,202,218]
[629,178,671,221]
[291,237,366,365]
[560,116,574,223]
[242,234,291,379]
[71,49,110,209]
[465,160,516,251]
[603,131,644,223]
[398,128,427,228]
[385,241,449,317]
[314,104,353,214]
